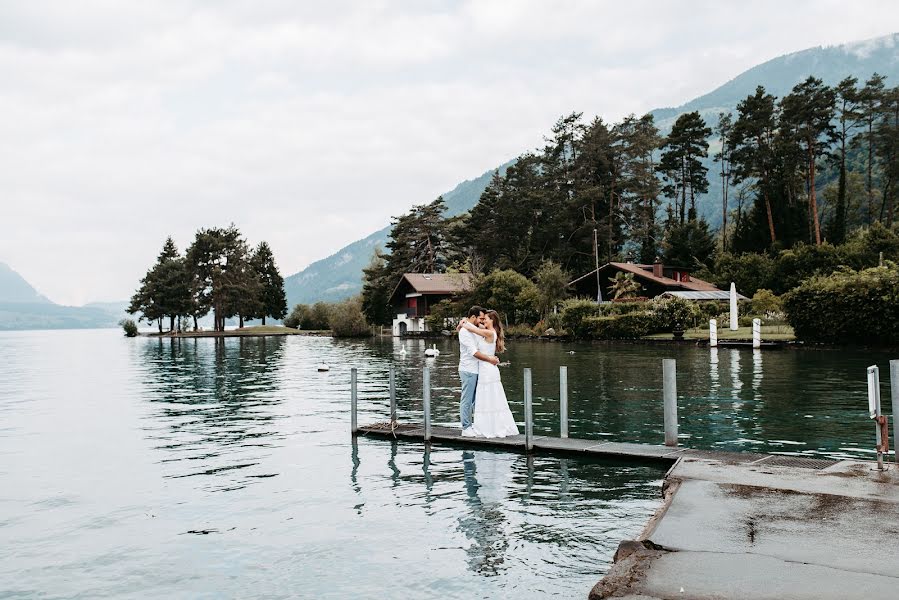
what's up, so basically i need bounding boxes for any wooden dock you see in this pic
[355,422,838,470]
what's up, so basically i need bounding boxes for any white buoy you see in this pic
[424,344,439,357]
[752,318,761,349]
[709,318,718,348]
[317,363,330,372]
[729,282,739,331]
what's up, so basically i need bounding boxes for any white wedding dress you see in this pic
[463,333,519,438]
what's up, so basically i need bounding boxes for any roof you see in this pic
[660,290,748,301]
[389,273,474,303]
[569,262,721,293]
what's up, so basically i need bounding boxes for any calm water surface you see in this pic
[0,330,667,600]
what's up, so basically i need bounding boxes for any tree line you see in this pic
[129,225,287,332]
[361,72,899,326]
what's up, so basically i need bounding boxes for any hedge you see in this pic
[585,312,657,339]
[783,265,899,344]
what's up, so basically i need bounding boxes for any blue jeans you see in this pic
[459,370,478,429]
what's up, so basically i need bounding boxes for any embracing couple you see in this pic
[457,306,520,438]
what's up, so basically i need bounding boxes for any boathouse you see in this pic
[389,273,473,336]
[569,259,727,301]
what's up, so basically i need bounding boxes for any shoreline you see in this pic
[143,327,330,339]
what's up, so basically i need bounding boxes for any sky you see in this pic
[2,0,899,305]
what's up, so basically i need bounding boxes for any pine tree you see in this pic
[853,73,887,223]
[250,241,287,325]
[780,76,836,245]
[658,111,711,224]
[876,86,899,226]
[831,77,862,243]
[615,114,661,263]
[730,86,779,245]
[713,112,734,250]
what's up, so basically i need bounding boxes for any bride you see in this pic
[459,310,520,438]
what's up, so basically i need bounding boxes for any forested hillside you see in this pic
[285,33,899,304]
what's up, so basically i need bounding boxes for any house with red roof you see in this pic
[389,273,473,336]
[569,259,734,301]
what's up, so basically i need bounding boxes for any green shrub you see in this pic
[650,297,701,332]
[328,297,371,337]
[560,299,603,338]
[544,312,565,332]
[586,312,656,339]
[751,289,782,315]
[506,323,537,337]
[425,299,461,331]
[119,319,138,337]
[783,265,899,344]
[707,252,777,296]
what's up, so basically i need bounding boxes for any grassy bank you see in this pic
[643,324,795,341]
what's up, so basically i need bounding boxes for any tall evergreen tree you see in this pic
[360,248,393,327]
[831,77,862,243]
[250,241,288,325]
[658,111,711,224]
[615,114,661,263]
[128,236,191,332]
[876,86,899,226]
[186,225,248,331]
[780,76,836,245]
[730,86,779,245]
[853,73,887,222]
[713,112,734,250]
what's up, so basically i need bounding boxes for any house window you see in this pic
[407,297,417,316]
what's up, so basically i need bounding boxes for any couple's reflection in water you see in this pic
[458,449,514,576]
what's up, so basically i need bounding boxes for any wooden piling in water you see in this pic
[389,365,396,423]
[560,366,569,439]
[423,366,432,442]
[351,367,358,435]
[663,359,678,447]
[524,368,533,452]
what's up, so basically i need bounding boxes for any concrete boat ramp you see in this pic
[357,424,899,599]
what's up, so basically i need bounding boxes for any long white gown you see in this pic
[463,334,519,438]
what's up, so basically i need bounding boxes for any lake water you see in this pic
[1,330,893,599]
[1,330,667,600]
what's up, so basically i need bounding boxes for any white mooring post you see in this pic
[524,368,534,452]
[729,283,739,331]
[423,366,432,442]
[709,319,718,347]
[867,365,884,471]
[559,366,569,439]
[389,365,396,423]
[663,359,678,447]
[891,360,899,464]
[350,367,358,435]
[752,318,761,349]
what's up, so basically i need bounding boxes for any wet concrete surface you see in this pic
[590,458,899,599]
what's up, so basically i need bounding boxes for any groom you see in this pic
[458,305,499,433]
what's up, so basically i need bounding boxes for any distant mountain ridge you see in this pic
[0,262,51,304]
[284,32,899,305]
[0,262,125,330]
[283,162,512,306]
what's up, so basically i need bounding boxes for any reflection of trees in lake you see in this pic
[457,450,513,576]
[139,336,287,490]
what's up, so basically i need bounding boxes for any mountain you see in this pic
[282,33,899,305]
[284,162,512,306]
[0,262,52,303]
[0,262,126,330]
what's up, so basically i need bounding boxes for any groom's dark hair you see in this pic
[467,305,486,318]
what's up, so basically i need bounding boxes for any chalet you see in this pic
[569,259,737,301]
[389,273,473,336]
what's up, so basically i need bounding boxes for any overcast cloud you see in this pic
[1,0,898,305]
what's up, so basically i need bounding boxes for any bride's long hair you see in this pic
[485,310,505,353]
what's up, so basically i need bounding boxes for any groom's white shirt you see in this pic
[458,327,479,374]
